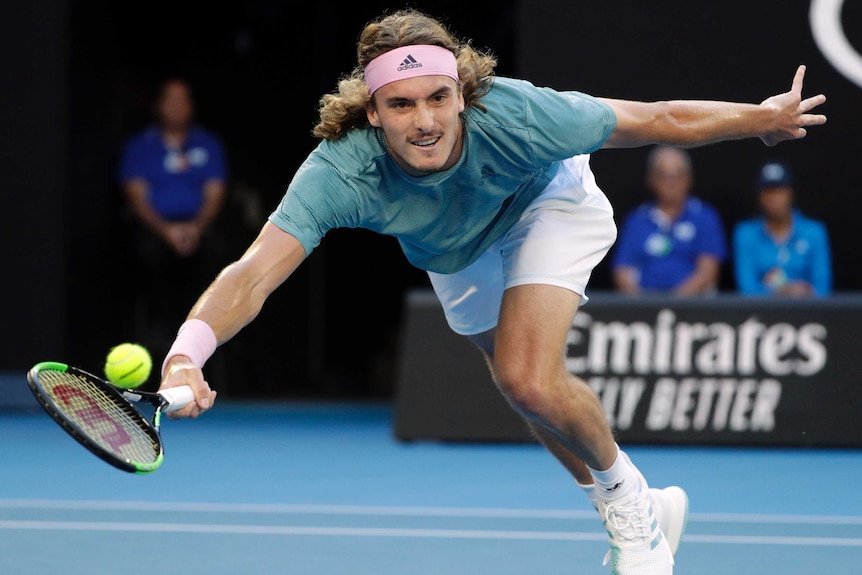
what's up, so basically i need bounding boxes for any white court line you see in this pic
[0,499,860,525]
[0,520,606,540]
[0,520,860,547]
[0,499,595,519]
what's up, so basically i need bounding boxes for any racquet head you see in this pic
[27,361,171,474]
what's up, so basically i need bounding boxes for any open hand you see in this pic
[759,65,827,146]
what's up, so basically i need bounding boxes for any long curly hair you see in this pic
[312,9,498,141]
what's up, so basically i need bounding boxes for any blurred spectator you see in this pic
[732,161,832,297]
[118,76,229,352]
[611,145,727,295]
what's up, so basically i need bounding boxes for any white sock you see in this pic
[588,445,640,500]
[578,481,599,510]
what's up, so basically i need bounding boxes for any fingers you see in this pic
[786,66,827,133]
[182,381,215,418]
[194,387,216,412]
[792,65,827,119]
[791,64,806,94]
[161,357,215,419]
[800,92,827,128]
[801,112,827,127]
[175,388,217,419]
[167,387,216,419]
[800,93,827,114]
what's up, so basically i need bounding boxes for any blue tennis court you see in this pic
[2,401,860,574]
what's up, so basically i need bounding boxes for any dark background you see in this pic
[2,1,859,400]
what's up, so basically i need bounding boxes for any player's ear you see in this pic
[366,101,381,127]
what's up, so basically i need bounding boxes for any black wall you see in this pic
[0,3,68,368]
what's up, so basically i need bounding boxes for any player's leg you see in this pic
[493,284,674,573]
[469,330,594,485]
[441,301,679,573]
[470,327,688,559]
[492,284,617,468]
[475,329,688,559]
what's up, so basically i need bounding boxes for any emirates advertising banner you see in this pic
[394,292,862,447]
[568,298,862,446]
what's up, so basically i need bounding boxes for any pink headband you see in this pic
[364,45,459,95]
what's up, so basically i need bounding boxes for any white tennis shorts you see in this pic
[427,154,616,335]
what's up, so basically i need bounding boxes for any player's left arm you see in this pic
[599,65,827,149]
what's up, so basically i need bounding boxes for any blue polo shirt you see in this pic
[611,198,727,291]
[732,210,832,295]
[118,126,226,220]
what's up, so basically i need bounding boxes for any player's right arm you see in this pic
[599,65,826,149]
[160,221,307,418]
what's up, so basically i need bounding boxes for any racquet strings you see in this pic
[37,369,161,465]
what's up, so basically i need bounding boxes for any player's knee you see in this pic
[493,361,550,419]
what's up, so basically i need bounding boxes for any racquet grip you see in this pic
[158,385,196,412]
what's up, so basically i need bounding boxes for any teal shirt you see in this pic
[269,77,616,273]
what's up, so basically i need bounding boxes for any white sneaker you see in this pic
[598,488,674,575]
[649,486,689,555]
[587,485,689,558]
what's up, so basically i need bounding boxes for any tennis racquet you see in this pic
[26,361,194,474]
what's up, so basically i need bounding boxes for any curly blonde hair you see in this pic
[312,9,498,141]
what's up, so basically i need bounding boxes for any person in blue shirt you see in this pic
[612,146,728,295]
[118,77,229,348]
[153,10,826,575]
[733,161,832,296]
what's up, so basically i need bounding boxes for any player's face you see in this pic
[367,76,465,176]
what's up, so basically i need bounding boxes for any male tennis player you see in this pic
[158,9,826,574]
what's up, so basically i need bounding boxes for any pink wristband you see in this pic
[161,319,218,376]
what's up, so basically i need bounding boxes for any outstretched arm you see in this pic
[159,221,307,418]
[600,65,827,149]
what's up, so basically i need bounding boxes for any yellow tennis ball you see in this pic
[104,343,152,389]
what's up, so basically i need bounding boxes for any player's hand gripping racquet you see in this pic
[26,361,194,474]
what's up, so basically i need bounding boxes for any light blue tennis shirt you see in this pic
[268,77,616,274]
[732,210,832,296]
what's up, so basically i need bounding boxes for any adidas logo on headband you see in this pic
[398,55,422,72]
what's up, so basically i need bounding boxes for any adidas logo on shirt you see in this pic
[397,54,422,71]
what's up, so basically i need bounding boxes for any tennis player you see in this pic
[158,9,827,574]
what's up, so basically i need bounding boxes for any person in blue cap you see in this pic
[733,161,832,296]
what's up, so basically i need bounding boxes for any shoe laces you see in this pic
[600,501,655,567]
[604,499,654,544]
